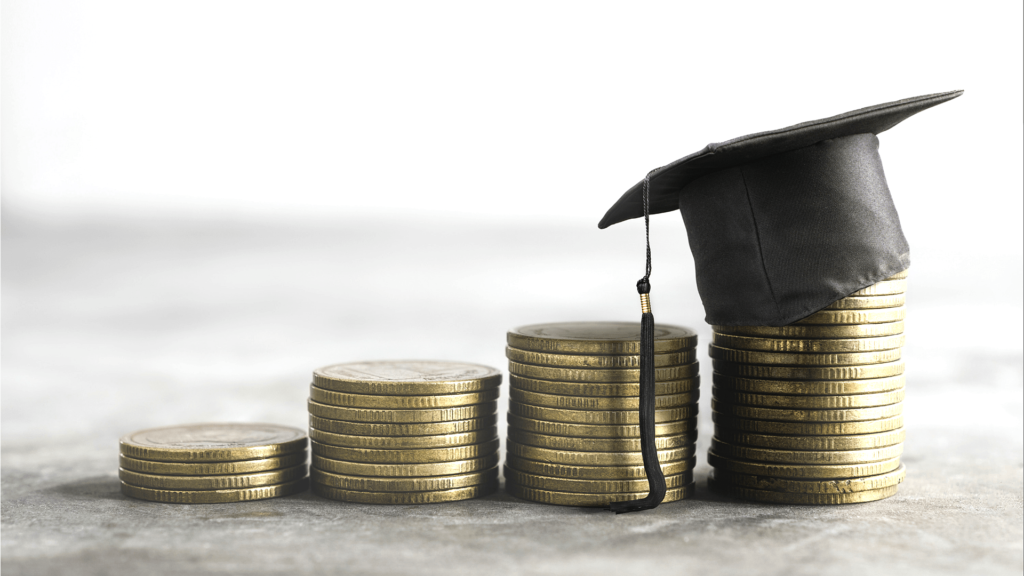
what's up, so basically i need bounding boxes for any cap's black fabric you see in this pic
[598,91,962,326]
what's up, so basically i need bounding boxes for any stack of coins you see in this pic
[119,423,309,503]
[708,270,909,504]
[308,360,501,504]
[503,322,700,506]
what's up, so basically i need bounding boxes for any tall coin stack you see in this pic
[504,322,700,506]
[119,423,309,503]
[708,270,909,504]
[308,361,501,504]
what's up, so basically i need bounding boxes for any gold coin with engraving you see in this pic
[713,428,905,451]
[118,451,308,476]
[707,451,902,479]
[508,429,695,452]
[712,465,906,494]
[119,463,307,490]
[509,388,697,411]
[711,399,902,422]
[307,399,497,424]
[312,479,498,504]
[310,466,498,492]
[120,477,308,503]
[505,479,693,507]
[506,439,693,466]
[313,360,501,395]
[825,294,905,310]
[712,321,904,339]
[713,359,905,381]
[708,344,902,366]
[309,386,500,409]
[309,438,499,464]
[708,477,899,504]
[505,346,696,369]
[851,279,907,296]
[119,423,308,463]
[711,333,905,353]
[508,361,699,383]
[712,387,904,409]
[308,414,497,437]
[509,400,696,425]
[505,454,695,480]
[712,411,904,435]
[309,427,495,450]
[710,438,904,465]
[796,306,906,325]
[713,373,906,395]
[503,466,693,494]
[507,322,698,355]
[886,270,909,280]
[507,413,696,438]
[311,453,499,477]
[509,374,698,397]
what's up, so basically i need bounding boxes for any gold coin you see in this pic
[509,400,696,425]
[309,438,499,464]
[711,333,905,353]
[307,399,497,424]
[312,479,498,504]
[708,477,899,504]
[309,386,500,409]
[710,438,904,465]
[713,373,906,395]
[503,466,693,494]
[118,451,308,476]
[712,411,904,435]
[310,466,499,492]
[313,360,501,395]
[713,428,906,451]
[505,454,695,480]
[712,464,906,493]
[507,413,696,438]
[505,479,693,507]
[708,344,902,366]
[506,439,694,466]
[311,453,499,477]
[509,374,698,397]
[825,294,906,310]
[886,270,909,280]
[713,360,905,381]
[851,279,907,296]
[507,322,698,355]
[509,387,698,411]
[120,477,307,504]
[508,361,699,383]
[796,306,906,325]
[505,346,696,369]
[308,414,497,437]
[118,463,307,490]
[508,429,695,452]
[712,387,905,409]
[119,423,308,463]
[712,321,904,339]
[711,399,902,422]
[309,427,495,450]
[708,451,902,478]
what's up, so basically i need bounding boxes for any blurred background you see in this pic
[2,1,1022,575]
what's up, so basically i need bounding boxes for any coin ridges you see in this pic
[708,344,902,366]
[311,453,499,477]
[313,360,501,395]
[795,306,906,325]
[708,477,900,504]
[120,477,308,503]
[505,480,693,507]
[506,413,697,438]
[509,374,698,397]
[509,400,696,425]
[711,464,906,493]
[824,294,905,310]
[308,414,498,437]
[711,411,904,436]
[309,386,500,409]
[712,428,905,451]
[508,429,695,452]
[503,466,693,494]
[712,321,904,339]
[311,479,498,504]
[308,427,495,450]
[711,387,905,409]
[118,452,308,476]
[507,322,697,354]
[506,439,694,466]
[710,438,904,464]
[505,346,696,368]
[713,359,905,381]
[711,399,903,423]
[118,463,308,490]
[509,387,698,410]
[310,466,498,492]
[508,360,699,383]
[711,333,905,353]
[119,423,308,463]
[309,438,499,464]
[504,454,696,480]
[707,451,902,478]
[307,399,497,424]
[712,373,906,395]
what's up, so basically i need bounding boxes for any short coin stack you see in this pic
[504,322,699,506]
[308,360,501,504]
[119,423,309,503]
[708,270,909,504]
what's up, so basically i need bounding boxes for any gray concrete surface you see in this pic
[3,213,1022,576]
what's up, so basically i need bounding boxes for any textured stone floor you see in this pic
[3,213,1021,576]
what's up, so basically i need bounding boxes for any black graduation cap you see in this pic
[600,90,962,513]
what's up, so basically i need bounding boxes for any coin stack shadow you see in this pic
[119,423,309,503]
[503,322,700,506]
[307,361,502,504]
[708,270,909,504]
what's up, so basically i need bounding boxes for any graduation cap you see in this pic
[600,90,963,513]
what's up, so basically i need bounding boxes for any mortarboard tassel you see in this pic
[609,171,666,513]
